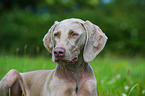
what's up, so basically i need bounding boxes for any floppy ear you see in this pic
[43,21,58,53]
[83,21,108,63]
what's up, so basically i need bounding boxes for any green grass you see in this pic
[0,55,145,96]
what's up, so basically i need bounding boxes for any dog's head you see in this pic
[43,18,107,64]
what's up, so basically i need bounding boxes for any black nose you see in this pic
[54,48,65,57]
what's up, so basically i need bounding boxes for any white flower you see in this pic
[122,93,127,96]
[142,90,145,94]
[124,86,130,91]
[116,74,121,79]
[109,79,115,84]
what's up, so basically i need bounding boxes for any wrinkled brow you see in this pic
[53,30,61,34]
[69,29,79,33]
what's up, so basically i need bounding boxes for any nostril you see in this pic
[54,48,65,57]
[59,51,63,54]
[58,51,64,56]
[54,51,57,56]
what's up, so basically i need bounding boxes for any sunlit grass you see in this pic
[0,55,56,78]
[0,55,145,96]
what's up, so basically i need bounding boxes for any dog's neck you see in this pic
[55,53,92,82]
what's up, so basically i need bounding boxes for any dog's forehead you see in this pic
[60,18,84,24]
[54,20,85,34]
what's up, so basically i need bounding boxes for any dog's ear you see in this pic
[43,21,58,53]
[83,21,108,63]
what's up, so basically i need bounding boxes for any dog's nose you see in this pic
[54,48,65,57]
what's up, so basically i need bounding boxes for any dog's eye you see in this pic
[70,32,79,38]
[54,33,59,38]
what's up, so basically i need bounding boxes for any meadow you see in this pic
[0,55,145,96]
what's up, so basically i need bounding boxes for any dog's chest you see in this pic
[43,76,77,96]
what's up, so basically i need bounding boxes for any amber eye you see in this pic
[70,32,79,38]
[54,33,59,38]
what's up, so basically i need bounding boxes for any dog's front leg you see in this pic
[77,88,97,96]
[77,79,97,96]
[0,69,26,96]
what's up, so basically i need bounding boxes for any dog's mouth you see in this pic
[71,56,78,63]
[55,58,67,63]
[55,56,78,64]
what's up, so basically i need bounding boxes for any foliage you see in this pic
[0,9,54,55]
[0,55,145,96]
[0,0,145,55]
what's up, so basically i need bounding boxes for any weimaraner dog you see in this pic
[0,18,107,96]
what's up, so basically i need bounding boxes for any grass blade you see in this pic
[128,83,138,96]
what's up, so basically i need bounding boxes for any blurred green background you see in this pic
[0,0,145,56]
[0,0,145,95]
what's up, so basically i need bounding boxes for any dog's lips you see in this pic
[55,56,78,63]
[55,58,69,63]
[71,56,78,63]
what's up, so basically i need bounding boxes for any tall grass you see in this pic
[0,55,145,96]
